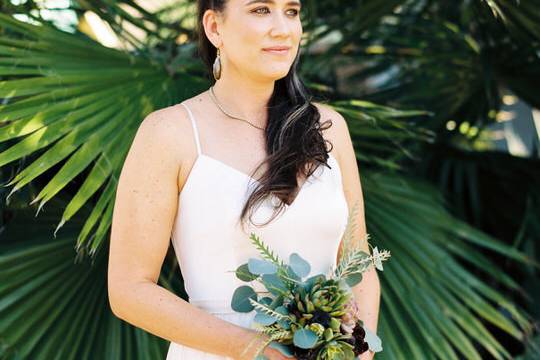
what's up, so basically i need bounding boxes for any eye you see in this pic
[251,7,300,17]
[287,9,299,17]
[252,7,270,15]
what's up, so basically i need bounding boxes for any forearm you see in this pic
[109,280,261,359]
[352,266,381,360]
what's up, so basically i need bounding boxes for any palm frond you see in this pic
[0,13,206,257]
[0,197,169,359]
[363,172,533,359]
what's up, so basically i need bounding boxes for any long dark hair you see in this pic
[196,0,334,229]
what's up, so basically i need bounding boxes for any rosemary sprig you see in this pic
[249,233,285,268]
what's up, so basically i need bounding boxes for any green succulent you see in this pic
[288,277,352,335]
[309,323,325,337]
[317,340,355,360]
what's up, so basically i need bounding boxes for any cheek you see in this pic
[229,21,266,51]
[294,22,303,42]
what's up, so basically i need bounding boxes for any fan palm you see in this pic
[1,0,538,359]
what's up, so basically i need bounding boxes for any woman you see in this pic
[108,0,380,359]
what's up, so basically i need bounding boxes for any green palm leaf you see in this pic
[0,12,204,256]
[479,0,540,44]
[0,197,170,359]
[363,173,534,359]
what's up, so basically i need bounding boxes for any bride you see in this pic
[108,0,380,359]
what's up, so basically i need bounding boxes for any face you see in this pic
[205,0,303,81]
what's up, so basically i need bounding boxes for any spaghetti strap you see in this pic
[167,101,350,360]
[180,102,202,156]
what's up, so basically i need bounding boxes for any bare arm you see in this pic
[107,109,270,359]
[339,113,380,360]
[320,103,381,360]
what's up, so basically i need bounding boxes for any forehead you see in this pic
[241,0,301,6]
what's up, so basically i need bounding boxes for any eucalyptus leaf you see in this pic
[235,263,258,282]
[344,272,363,287]
[364,326,383,352]
[269,294,284,309]
[284,264,302,282]
[274,305,289,315]
[248,258,278,275]
[338,278,352,292]
[259,297,273,307]
[275,305,291,329]
[293,328,319,349]
[289,253,311,278]
[231,286,257,313]
[277,318,291,330]
[261,273,288,296]
[268,341,294,357]
[254,311,278,326]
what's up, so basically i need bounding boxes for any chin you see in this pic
[263,67,293,80]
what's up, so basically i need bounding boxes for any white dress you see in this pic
[165,101,349,359]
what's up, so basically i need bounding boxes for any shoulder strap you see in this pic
[181,102,202,156]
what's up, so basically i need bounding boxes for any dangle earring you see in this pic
[213,48,222,80]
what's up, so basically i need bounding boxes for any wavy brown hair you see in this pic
[196,0,334,229]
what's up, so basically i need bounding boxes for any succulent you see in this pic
[288,277,352,324]
[283,277,357,358]
[318,341,350,360]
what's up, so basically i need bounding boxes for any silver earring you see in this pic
[213,48,221,80]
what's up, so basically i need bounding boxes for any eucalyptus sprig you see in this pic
[230,198,391,359]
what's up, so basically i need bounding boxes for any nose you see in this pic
[269,12,291,37]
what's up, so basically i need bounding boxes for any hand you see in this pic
[236,331,296,360]
[262,346,296,359]
[358,350,374,360]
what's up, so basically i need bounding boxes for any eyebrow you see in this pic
[245,0,302,8]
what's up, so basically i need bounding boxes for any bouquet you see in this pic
[230,200,391,359]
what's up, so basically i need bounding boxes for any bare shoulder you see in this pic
[313,101,347,129]
[312,101,349,162]
[134,100,201,168]
[109,102,199,302]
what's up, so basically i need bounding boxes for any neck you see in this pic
[211,72,275,127]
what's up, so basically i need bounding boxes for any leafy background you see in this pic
[0,0,539,359]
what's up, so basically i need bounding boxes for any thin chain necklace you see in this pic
[209,85,266,130]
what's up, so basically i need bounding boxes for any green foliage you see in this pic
[1,0,538,359]
[231,285,258,313]
[293,328,319,349]
[0,198,169,359]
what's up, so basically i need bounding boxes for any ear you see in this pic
[202,9,223,48]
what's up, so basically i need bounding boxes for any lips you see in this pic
[263,46,291,51]
[262,46,291,56]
